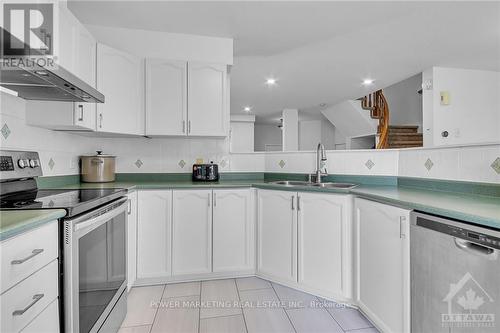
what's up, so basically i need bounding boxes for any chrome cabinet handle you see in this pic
[188,120,191,134]
[208,193,211,207]
[12,294,44,316]
[399,216,406,239]
[297,196,301,211]
[99,113,103,128]
[213,193,217,207]
[77,104,84,121]
[182,120,186,133]
[127,199,132,215]
[11,249,44,265]
[291,195,295,210]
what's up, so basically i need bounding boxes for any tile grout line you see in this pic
[148,284,167,333]
[270,282,298,333]
[234,278,249,333]
[320,298,347,333]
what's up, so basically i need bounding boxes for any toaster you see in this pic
[192,163,219,182]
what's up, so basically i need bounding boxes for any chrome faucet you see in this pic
[314,143,328,183]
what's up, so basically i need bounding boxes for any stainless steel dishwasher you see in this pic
[411,212,499,333]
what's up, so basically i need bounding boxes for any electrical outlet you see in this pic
[69,158,76,170]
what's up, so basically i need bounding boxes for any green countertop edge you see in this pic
[0,209,66,241]
[37,172,499,196]
[13,172,499,237]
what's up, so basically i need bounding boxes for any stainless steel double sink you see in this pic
[268,180,357,189]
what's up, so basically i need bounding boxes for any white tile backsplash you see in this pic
[2,92,499,183]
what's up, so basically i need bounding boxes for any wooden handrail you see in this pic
[361,90,389,149]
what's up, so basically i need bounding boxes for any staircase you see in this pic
[360,90,423,149]
[387,126,423,148]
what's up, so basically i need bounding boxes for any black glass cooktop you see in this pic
[0,188,127,217]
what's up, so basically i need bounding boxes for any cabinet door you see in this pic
[75,25,96,87]
[257,189,297,283]
[213,189,255,272]
[355,198,410,333]
[127,191,138,290]
[145,59,187,136]
[137,190,172,279]
[187,62,227,136]
[172,190,212,275]
[297,192,352,298]
[96,43,144,135]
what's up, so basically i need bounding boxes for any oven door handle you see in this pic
[71,198,128,234]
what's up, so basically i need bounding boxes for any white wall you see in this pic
[254,124,282,152]
[282,109,298,151]
[86,25,233,65]
[230,120,255,152]
[299,120,321,151]
[299,119,336,151]
[383,73,423,130]
[423,67,500,147]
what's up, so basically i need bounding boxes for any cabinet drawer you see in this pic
[0,221,58,293]
[20,299,59,333]
[0,260,59,333]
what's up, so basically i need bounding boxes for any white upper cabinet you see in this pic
[96,43,144,135]
[145,61,228,137]
[145,60,187,135]
[74,26,97,87]
[257,189,297,284]
[212,189,255,273]
[187,62,228,136]
[136,190,172,281]
[172,190,212,276]
[297,192,352,300]
[355,198,411,333]
[56,4,96,87]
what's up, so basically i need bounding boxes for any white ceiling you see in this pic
[68,1,500,122]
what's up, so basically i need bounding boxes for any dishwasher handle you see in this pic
[454,238,498,260]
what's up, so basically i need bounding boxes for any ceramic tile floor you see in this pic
[119,277,378,333]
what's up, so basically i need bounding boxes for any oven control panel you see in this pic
[0,150,42,181]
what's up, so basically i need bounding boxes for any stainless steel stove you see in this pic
[0,150,128,333]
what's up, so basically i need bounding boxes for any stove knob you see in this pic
[17,159,28,169]
[29,159,39,168]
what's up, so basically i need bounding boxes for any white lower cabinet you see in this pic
[212,189,255,272]
[126,191,138,290]
[297,192,352,299]
[355,198,410,333]
[257,189,297,284]
[137,190,172,281]
[20,299,59,333]
[172,190,213,275]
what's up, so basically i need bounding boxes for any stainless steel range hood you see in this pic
[0,29,104,103]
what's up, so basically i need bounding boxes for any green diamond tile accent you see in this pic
[365,159,375,170]
[491,157,500,174]
[1,123,11,139]
[48,158,55,170]
[135,159,143,168]
[424,158,434,171]
[278,160,286,168]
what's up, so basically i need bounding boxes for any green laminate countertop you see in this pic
[351,185,500,230]
[38,178,500,230]
[0,209,66,241]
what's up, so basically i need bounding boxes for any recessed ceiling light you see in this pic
[319,103,327,107]
[362,78,375,86]
[243,106,252,112]
[266,78,277,85]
